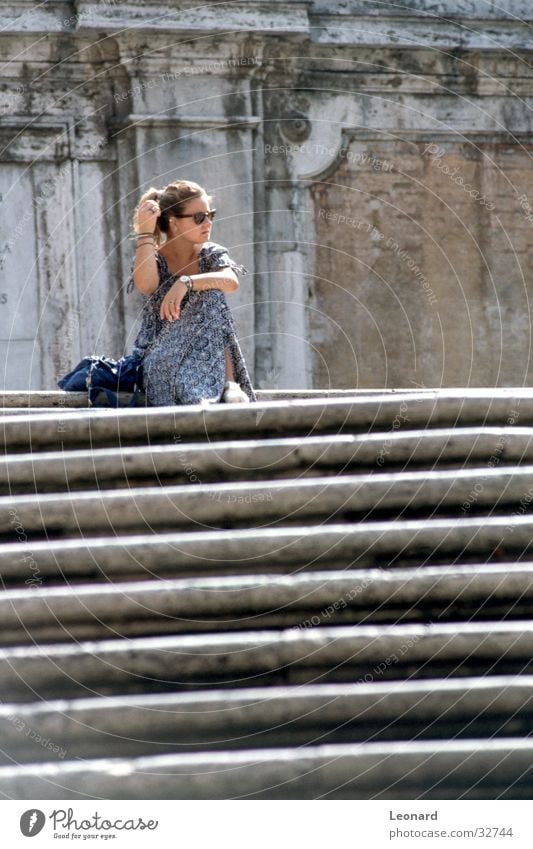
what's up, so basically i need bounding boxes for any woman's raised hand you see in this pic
[135,199,160,234]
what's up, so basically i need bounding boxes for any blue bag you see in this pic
[57,353,144,407]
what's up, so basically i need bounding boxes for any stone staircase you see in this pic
[1,388,533,799]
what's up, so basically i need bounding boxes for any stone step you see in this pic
[0,516,530,586]
[1,564,533,645]
[0,408,92,416]
[2,622,533,702]
[1,675,531,764]
[0,388,449,409]
[3,388,532,801]
[0,737,531,799]
[0,434,374,495]
[0,391,528,452]
[2,465,533,540]
[3,427,533,495]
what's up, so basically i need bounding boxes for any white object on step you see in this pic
[222,380,250,404]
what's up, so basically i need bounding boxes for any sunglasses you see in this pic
[173,209,217,226]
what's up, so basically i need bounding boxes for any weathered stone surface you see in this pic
[0,389,432,409]
[3,464,533,539]
[0,515,531,585]
[0,434,374,494]
[1,563,533,645]
[2,621,533,702]
[1,675,532,764]
[2,390,533,799]
[0,390,531,452]
[2,426,533,495]
[0,738,532,799]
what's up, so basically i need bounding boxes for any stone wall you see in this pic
[1,1,532,390]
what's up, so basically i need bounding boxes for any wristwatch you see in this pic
[178,274,193,293]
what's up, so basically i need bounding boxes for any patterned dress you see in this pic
[127,241,256,406]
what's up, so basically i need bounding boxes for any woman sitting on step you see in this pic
[127,179,256,406]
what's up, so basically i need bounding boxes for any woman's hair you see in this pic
[133,180,213,246]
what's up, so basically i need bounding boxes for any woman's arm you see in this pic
[131,200,161,295]
[160,269,239,322]
[189,269,239,294]
[132,242,159,295]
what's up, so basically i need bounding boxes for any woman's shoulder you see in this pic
[198,241,228,256]
[198,242,248,275]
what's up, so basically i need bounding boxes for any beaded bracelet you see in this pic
[128,231,155,239]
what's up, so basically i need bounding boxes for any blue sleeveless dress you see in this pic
[127,241,256,406]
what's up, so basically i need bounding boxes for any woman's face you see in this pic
[168,193,214,244]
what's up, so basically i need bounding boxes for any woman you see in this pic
[127,180,256,406]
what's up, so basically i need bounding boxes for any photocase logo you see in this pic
[20,809,46,837]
